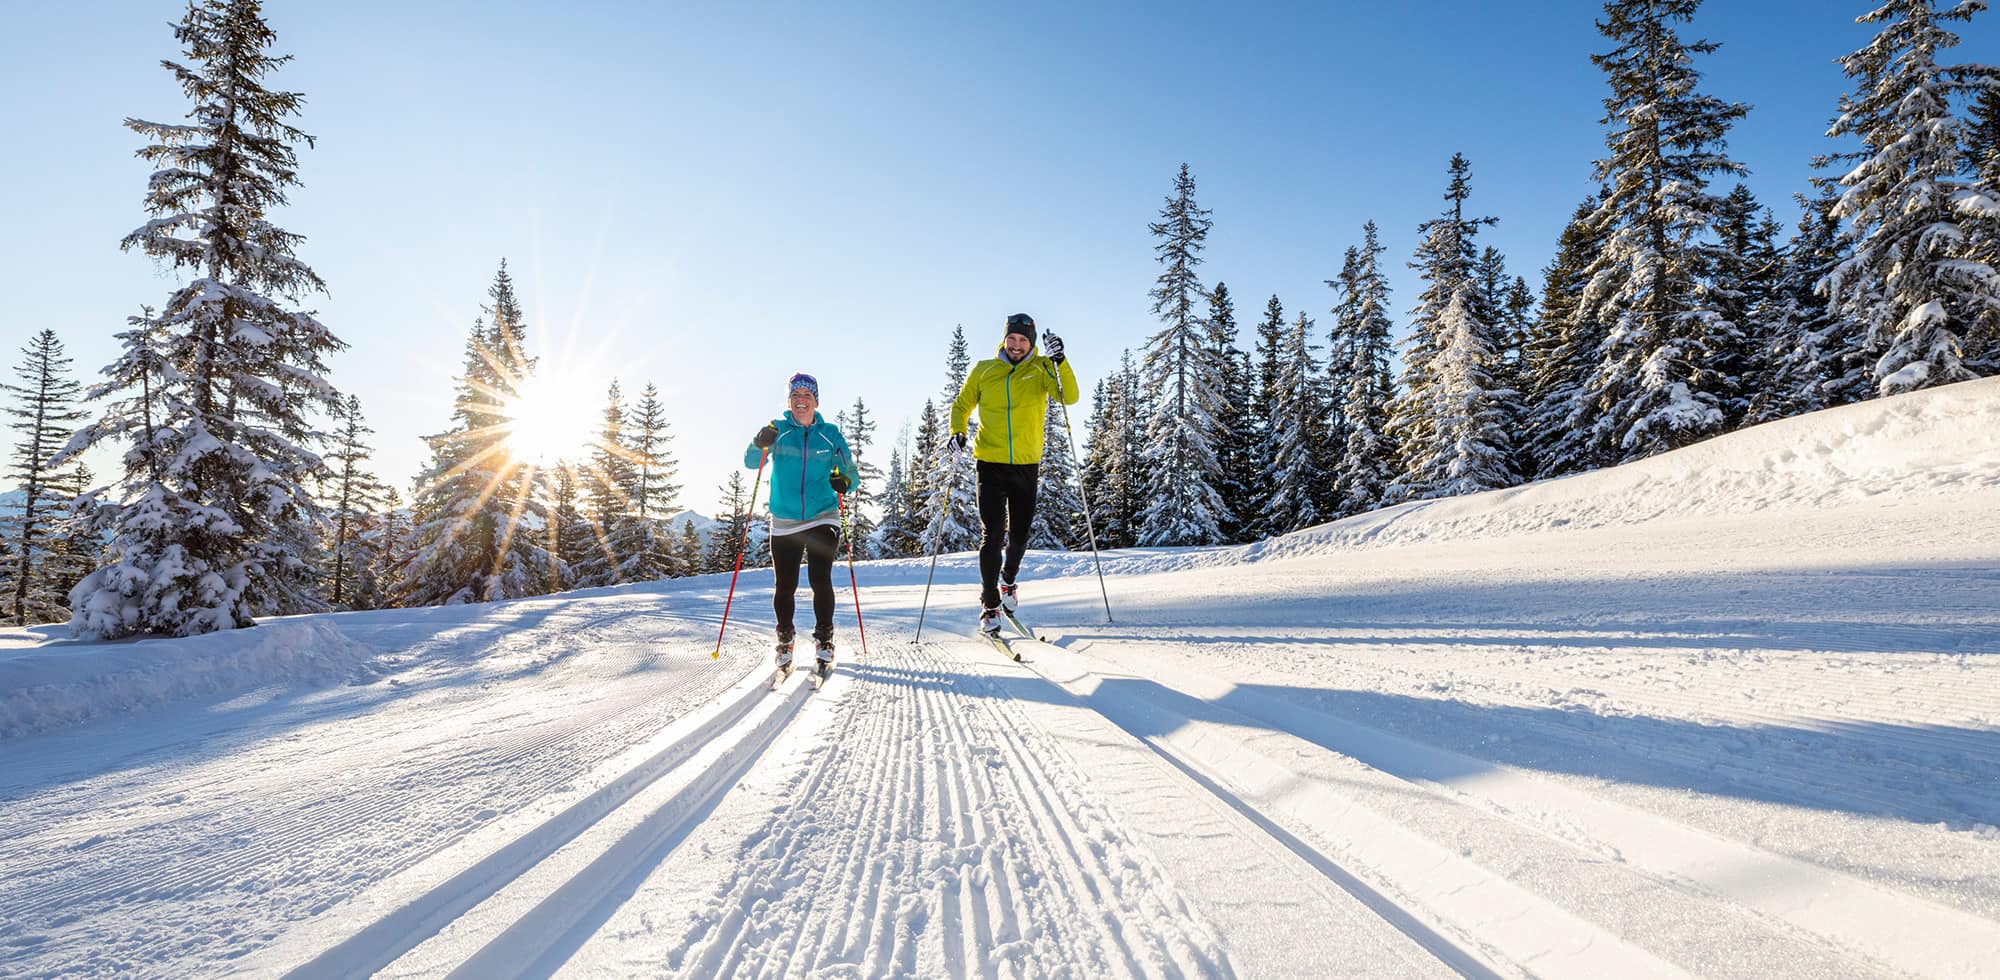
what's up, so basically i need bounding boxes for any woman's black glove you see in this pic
[829,469,851,493]
[753,425,779,449]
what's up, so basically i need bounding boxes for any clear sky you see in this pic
[1,1,1991,517]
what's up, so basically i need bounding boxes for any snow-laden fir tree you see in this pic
[1574,0,1749,462]
[398,266,558,605]
[834,397,880,553]
[869,444,914,558]
[3,330,88,624]
[575,380,634,587]
[1706,185,1780,425]
[593,381,677,583]
[924,328,981,553]
[1487,261,1539,480]
[1079,351,1147,549]
[1749,184,1870,422]
[63,0,344,637]
[1241,294,1286,538]
[1524,195,1614,477]
[1138,164,1230,546]
[1964,86,2000,371]
[902,402,943,555]
[1329,224,1401,517]
[323,394,387,609]
[1264,309,1331,534]
[1204,284,1257,543]
[707,470,752,575]
[673,519,702,577]
[1823,0,2000,394]
[1389,154,1517,500]
[1030,395,1084,550]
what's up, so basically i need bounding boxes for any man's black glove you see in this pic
[1042,331,1065,364]
[947,432,968,454]
[752,425,779,449]
[829,468,851,493]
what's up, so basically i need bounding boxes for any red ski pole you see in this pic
[837,485,868,658]
[713,447,769,658]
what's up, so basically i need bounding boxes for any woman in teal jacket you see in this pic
[745,372,856,673]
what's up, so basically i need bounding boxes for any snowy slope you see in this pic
[2,378,1998,978]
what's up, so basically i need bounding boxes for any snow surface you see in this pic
[3,377,1999,978]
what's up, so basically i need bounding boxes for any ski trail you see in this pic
[574,639,1232,978]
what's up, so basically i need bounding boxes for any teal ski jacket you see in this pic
[744,412,856,523]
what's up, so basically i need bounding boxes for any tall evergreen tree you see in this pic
[834,397,880,551]
[1242,294,1287,537]
[546,463,589,586]
[1823,0,2000,394]
[1391,154,1517,500]
[576,380,634,587]
[1575,0,1749,462]
[1138,164,1229,545]
[65,0,343,637]
[707,470,752,575]
[1707,184,1782,425]
[399,266,556,605]
[925,330,980,552]
[1206,283,1257,542]
[1525,194,1615,477]
[870,444,915,558]
[1265,311,1331,533]
[323,394,387,609]
[1030,395,1084,550]
[594,380,676,583]
[3,330,88,624]
[1750,184,1870,421]
[1331,224,1401,516]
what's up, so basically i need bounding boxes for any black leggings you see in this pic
[976,461,1039,608]
[772,524,840,641]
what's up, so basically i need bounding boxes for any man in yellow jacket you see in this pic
[948,313,1080,634]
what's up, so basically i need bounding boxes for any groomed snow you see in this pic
[3,376,1997,978]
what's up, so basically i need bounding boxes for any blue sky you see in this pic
[1,1,1990,516]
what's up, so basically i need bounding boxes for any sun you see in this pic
[504,372,598,464]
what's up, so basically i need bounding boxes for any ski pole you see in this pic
[1046,332,1114,624]
[913,444,962,643]
[836,481,868,658]
[713,447,769,658]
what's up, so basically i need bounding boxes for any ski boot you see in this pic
[979,605,1003,636]
[771,630,796,689]
[812,638,836,687]
[999,578,1018,612]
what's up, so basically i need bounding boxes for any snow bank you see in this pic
[0,619,377,738]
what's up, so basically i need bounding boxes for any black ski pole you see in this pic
[1046,331,1113,624]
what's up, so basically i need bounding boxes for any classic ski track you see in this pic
[661,639,1230,979]
[0,662,722,923]
[1032,634,2000,978]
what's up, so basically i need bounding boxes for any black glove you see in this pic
[1041,330,1064,364]
[947,432,968,454]
[829,468,851,493]
[752,425,779,449]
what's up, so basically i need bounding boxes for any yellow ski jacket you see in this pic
[949,346,1080,465]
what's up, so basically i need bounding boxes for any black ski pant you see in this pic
[976,460,1039,609]
[772,524,839,643]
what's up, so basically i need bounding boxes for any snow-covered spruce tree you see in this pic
[3,330,89,624]
[1707,184,1782,426]
[869,445,913,558]
[1138,163,1230,546]
[902,401,943,555]
[323,394,387,609]
[1390,154,1517,500]
[1080,351,1146,549]
[1823,0,2000,394]
[575,380,633,587]
[925,328,980,553]
[1264,310,1330,534]
[707,470,752,575]
[1964,86,2000,371]
[834,397,880,552]
[540,464,584,589]
[1573,0,1749,463]
[399,266,558,605]
[1330,224,1400,516]
[1205,283,1257,543]
[1241,294,1286,538]
[674,519,702,577]
[1524,195,1613,477]
[1030,395,1083,550]
[1749,184,1870,420]
[596,381,677,583]
[64,1,344,637]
